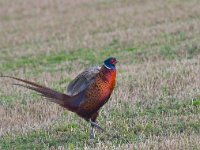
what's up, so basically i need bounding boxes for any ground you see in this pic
[0,0,200,149]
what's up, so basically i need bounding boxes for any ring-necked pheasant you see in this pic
[2,57,117,140]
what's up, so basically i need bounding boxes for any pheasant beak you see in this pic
[114,60,118,65]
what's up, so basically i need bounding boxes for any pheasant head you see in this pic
[103,57,118,70]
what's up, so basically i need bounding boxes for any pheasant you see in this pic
[2,57,117,140]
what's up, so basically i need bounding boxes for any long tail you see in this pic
[2,76,71,107]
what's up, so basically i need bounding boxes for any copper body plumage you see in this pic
[77,66,116,121]
[2,57,117,140]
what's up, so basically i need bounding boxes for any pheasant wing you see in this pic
[67,66,100,96]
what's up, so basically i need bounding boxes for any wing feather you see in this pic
[66,66,100,96]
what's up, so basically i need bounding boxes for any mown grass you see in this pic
[0,49,121,74]
[1,100,200,149]
[1,41,199,76]
[0,0,200,149]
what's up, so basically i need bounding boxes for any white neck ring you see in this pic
[103,63,111,69]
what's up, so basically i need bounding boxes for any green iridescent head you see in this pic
[103,57,118,70]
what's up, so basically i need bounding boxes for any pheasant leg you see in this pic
[90,120,104,132]
[90,124,95,140]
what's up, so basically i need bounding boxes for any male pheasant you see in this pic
[2,57,117,139]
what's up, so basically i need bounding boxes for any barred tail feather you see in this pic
[2,76,71,106]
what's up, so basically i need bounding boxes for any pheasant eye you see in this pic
[109,59,114,64]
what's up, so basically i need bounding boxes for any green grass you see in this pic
[0,49,121,73]
[1,100,200,149]
[1,30,200,75]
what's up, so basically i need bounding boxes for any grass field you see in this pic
[0,0,200,149]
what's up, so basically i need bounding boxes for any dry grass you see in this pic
[0,0,200,149]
